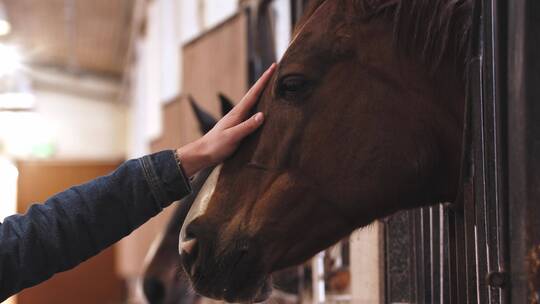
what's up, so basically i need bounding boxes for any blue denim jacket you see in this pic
[0,150,192,301]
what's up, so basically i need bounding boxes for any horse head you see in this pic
[180,0,473,302]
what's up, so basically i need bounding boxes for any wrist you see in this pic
[176,140,212,177]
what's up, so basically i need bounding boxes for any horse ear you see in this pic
[188,95,217,134]
[218,93,235,116]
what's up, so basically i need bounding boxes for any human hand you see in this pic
[177,63,277,177]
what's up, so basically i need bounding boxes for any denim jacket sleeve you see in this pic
[0,150,192,301]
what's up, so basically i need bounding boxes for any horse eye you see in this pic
[278,75,309,101]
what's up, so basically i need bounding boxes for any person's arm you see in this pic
[0,150,188,300]
[0,64,276,301]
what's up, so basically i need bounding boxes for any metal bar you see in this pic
[410,210,419,304]
[441,205,451,304]
[507,0,540,302]
[471,1,510,303]
[420,208,432,303]
[480,1,504,303]
[464,2,483,300]
[493,1,510,302]
[312,251,326,304]
[447,207,458,304]
[430,206,442,303]
[472,29,489,301]
[464,182,479,303]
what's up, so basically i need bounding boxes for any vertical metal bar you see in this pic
[493,1,510,303]
[415,210,427,304]
[472,37,489,302]
[486,0,510,302]
[410,210,419,304]
[447,204,468,304]
[430,206,442,303]
[464,1,483,301]
[507,0,540,302]
[312,252,326,304]
[441,205,451,304]
[463,180,479,303]
[457,208,469,304]
[419,208,432,303]
[472,0,509,302]
[447,207,458,304]
[481,1,501,303]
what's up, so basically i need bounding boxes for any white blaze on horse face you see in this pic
[179,164,223,253]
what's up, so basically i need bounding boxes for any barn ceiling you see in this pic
[3,0,134,78]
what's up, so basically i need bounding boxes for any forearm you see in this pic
[0,150,191,300]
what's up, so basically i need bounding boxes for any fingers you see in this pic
[240,63,277,107]
[224,63,277,125]
[226,112,265,141]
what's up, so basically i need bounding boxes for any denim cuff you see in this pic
[139,150,192,208]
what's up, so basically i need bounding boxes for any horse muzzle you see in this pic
[177,165,274,302]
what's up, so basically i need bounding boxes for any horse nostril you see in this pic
[180,239,197,255]
[231,242,250,265]
[143,277,165,304]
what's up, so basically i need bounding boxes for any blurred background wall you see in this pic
[0,0,280,303]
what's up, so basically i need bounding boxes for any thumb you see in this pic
[227,112,264,141]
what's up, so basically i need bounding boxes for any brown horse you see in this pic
[180,0,473,302]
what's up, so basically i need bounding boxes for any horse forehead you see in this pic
[287,4,357,60]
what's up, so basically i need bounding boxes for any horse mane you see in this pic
[389,0,473,71]
[293,0,473,71]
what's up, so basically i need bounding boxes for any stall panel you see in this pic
[16,160,124,304]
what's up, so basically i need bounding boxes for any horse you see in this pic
[179,0,473,302]
[141,94,234,304]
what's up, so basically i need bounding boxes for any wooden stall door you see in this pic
[15,160,124,304]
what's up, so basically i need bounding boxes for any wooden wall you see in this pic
[182,11,248,114]
[152,12,248,152]
[170,14,248,148]
[16,160,124,304]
